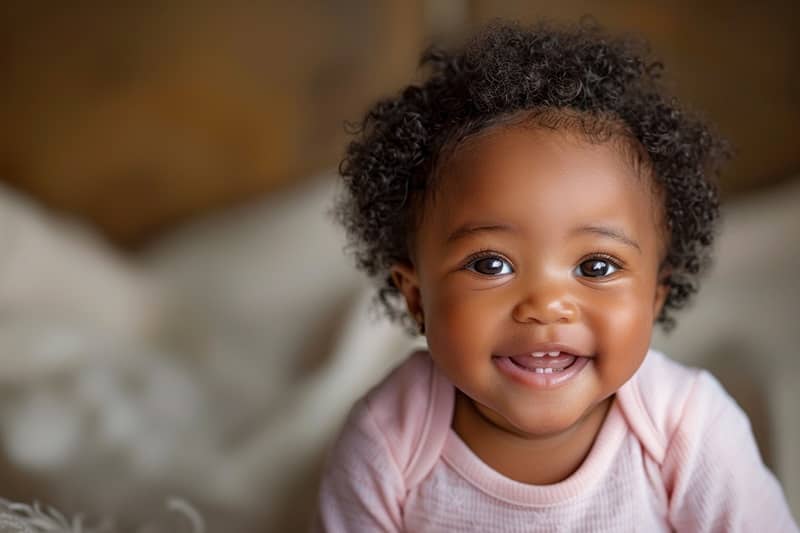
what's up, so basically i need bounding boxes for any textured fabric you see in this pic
[316,350,798,532]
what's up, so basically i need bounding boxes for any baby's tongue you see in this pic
[509,354,577,370]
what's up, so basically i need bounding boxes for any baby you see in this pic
[315,21,798,532]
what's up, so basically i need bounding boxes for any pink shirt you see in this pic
[316,350,798,532]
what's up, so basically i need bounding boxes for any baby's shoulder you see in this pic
[362,350,442,436]
[354,350,454,486]
[617,349,733,463]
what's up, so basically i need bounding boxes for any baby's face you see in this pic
[392,126,668,438]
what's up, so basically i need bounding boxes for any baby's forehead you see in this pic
[422,124,668,241]
[441,109,652,173]
[436,121,657,193]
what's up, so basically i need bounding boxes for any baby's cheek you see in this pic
[592,299,654,376]
[429,297,476,344]
[427,291,495,355]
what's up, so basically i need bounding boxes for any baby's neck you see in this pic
[452,391,613,485]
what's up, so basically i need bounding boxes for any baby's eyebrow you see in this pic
[573,224,641,253]
[445,223,515,244]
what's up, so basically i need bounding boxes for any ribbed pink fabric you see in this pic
[316,350,798,532]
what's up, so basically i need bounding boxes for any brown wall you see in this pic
[1,2,797,246]
[0,2,425,245]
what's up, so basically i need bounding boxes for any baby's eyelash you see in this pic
[461,249,509,267]
[579,252,625,269]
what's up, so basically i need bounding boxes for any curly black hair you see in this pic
[335,20,729,331]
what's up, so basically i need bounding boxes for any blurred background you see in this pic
[0,1,797,531]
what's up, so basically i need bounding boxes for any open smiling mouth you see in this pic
[507,352,578,374]
[492,352,591,388]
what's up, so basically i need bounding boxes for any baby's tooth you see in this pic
[535,368,545,374]
[547,351,560,357]
[531,352,546,358]
[543,367,553,374]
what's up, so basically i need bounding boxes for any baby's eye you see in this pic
[574,258,619,278]
[465,255,514,276]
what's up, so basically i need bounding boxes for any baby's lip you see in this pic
[495,342,591,360]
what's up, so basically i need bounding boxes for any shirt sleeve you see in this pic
[314,398,406,533]
[663,371,799,532]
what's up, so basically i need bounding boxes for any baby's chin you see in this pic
[501,413,586,440]
[487,397,611,441]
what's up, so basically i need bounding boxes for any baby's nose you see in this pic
[511,286,579,325]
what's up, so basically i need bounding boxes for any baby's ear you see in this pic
[390,261,422,317]
[653,284,669,317]
[653,266,671,317]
